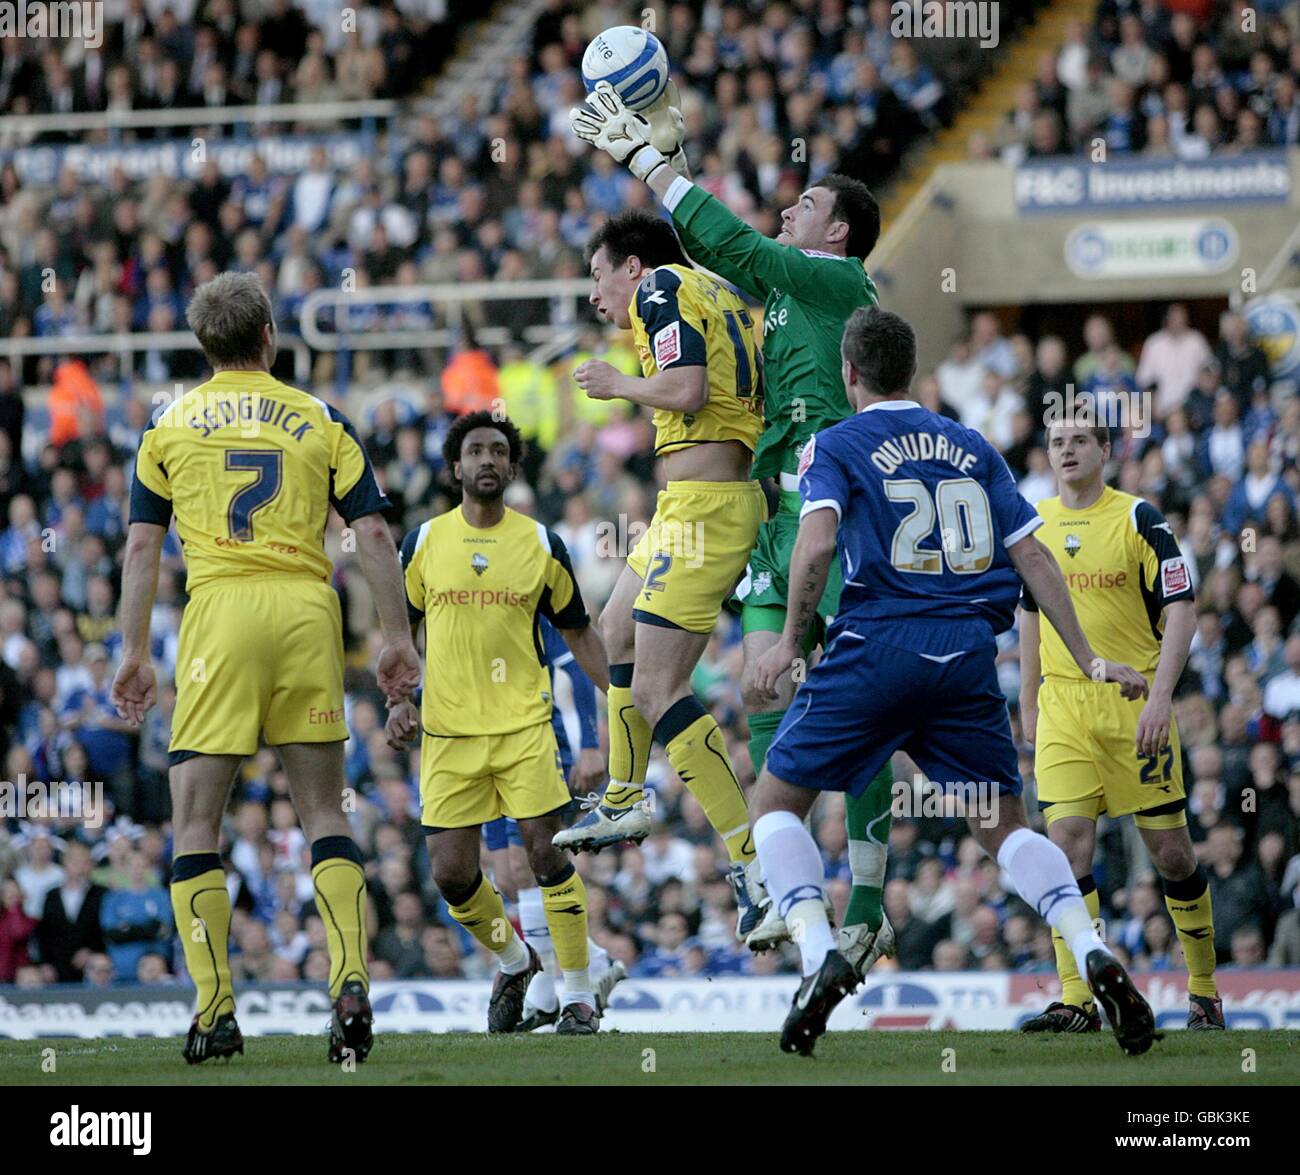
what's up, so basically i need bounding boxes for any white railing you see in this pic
[0,99,400,142]
[297,279,593,353]
[0,330,312,384]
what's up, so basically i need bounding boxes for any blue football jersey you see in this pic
[799,401,1041,652]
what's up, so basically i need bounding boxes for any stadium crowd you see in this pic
[1,0,1299,993]
[0,0,1050,382]
[983,0,1300,162]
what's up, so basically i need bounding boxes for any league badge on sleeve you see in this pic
[1160,556,1189,596]
[654,321,682,367]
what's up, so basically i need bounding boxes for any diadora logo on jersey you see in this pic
[471,553,489,576]
[654,321,681,367]
[797,435,816,477]
[1064,533,1081,558]
[1161,556,1189,595]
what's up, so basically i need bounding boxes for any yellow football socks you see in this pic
[446,871,530,970]
[539,863,591,995]
[311,837,371,999]
[1165,868,1218,999]
[170,851,235,1030]
[655,696,754,865]
[604,664,651,812]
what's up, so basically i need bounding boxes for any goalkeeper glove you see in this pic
[570,80,677,183]
[641,80,689,179]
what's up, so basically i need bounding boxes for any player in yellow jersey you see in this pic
[1019,419,1223,1032]
[551,211,770,939]
[110,272,421,1064]
[384,411,612,1035]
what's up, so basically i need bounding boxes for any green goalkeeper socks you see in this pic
[844,761,895,932]
[746,709,785,779]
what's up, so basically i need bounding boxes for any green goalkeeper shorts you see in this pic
[731,509,843,635]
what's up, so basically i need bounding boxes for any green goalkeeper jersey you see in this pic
[667,183,879,508]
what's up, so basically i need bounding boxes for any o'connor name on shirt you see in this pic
[871,432,978,476]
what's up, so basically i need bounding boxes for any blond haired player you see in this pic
[113,272,421,1064]
[1019,420,1222,1033]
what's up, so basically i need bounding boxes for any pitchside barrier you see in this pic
[2,970,1298,1038]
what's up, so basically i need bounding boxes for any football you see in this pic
[580,25,670,112]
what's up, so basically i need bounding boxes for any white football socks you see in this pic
[518,886,558,1011]
[520,887,607,1015]
[755,810,835,976]
[997,827,1108,979]
[497,931,531,975]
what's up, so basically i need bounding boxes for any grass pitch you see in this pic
[2,1030,1297,1085]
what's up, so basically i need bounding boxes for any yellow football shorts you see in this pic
[626,479,765,634]
[1035,678,1186,828]
[419,720,570,830]
[170,575,347,761]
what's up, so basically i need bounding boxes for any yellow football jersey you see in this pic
[401,507,589,737]
[129,370,387,592]
[628,263,763,456]
[1023,487,1195,679]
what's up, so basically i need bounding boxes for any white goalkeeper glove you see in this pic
[570,80,680,183]
[641,79,690,179]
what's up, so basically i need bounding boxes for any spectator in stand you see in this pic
[1263,637,1300,720]
[1200,390,1247,483]
[1205,823,1273,963]
[13,828,64,919]
[35,841,106,982]
[1137,303,1213,418]
[99,850,171,982]
[1223,440,1296,539]
[0,876,37,982]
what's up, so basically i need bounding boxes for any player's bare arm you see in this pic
[352,512,422,702]
[754,506,837,699]
[1017,608,1042,744]
[1135,598,1196,757]
[110,521,166,726]
[384,618,423,750]
[574,359,706,411]
[556,623,611,695]
[1009,534,1148,700]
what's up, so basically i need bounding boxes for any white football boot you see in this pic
[552,794,652,854]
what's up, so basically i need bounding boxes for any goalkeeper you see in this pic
[571,83,896,974]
